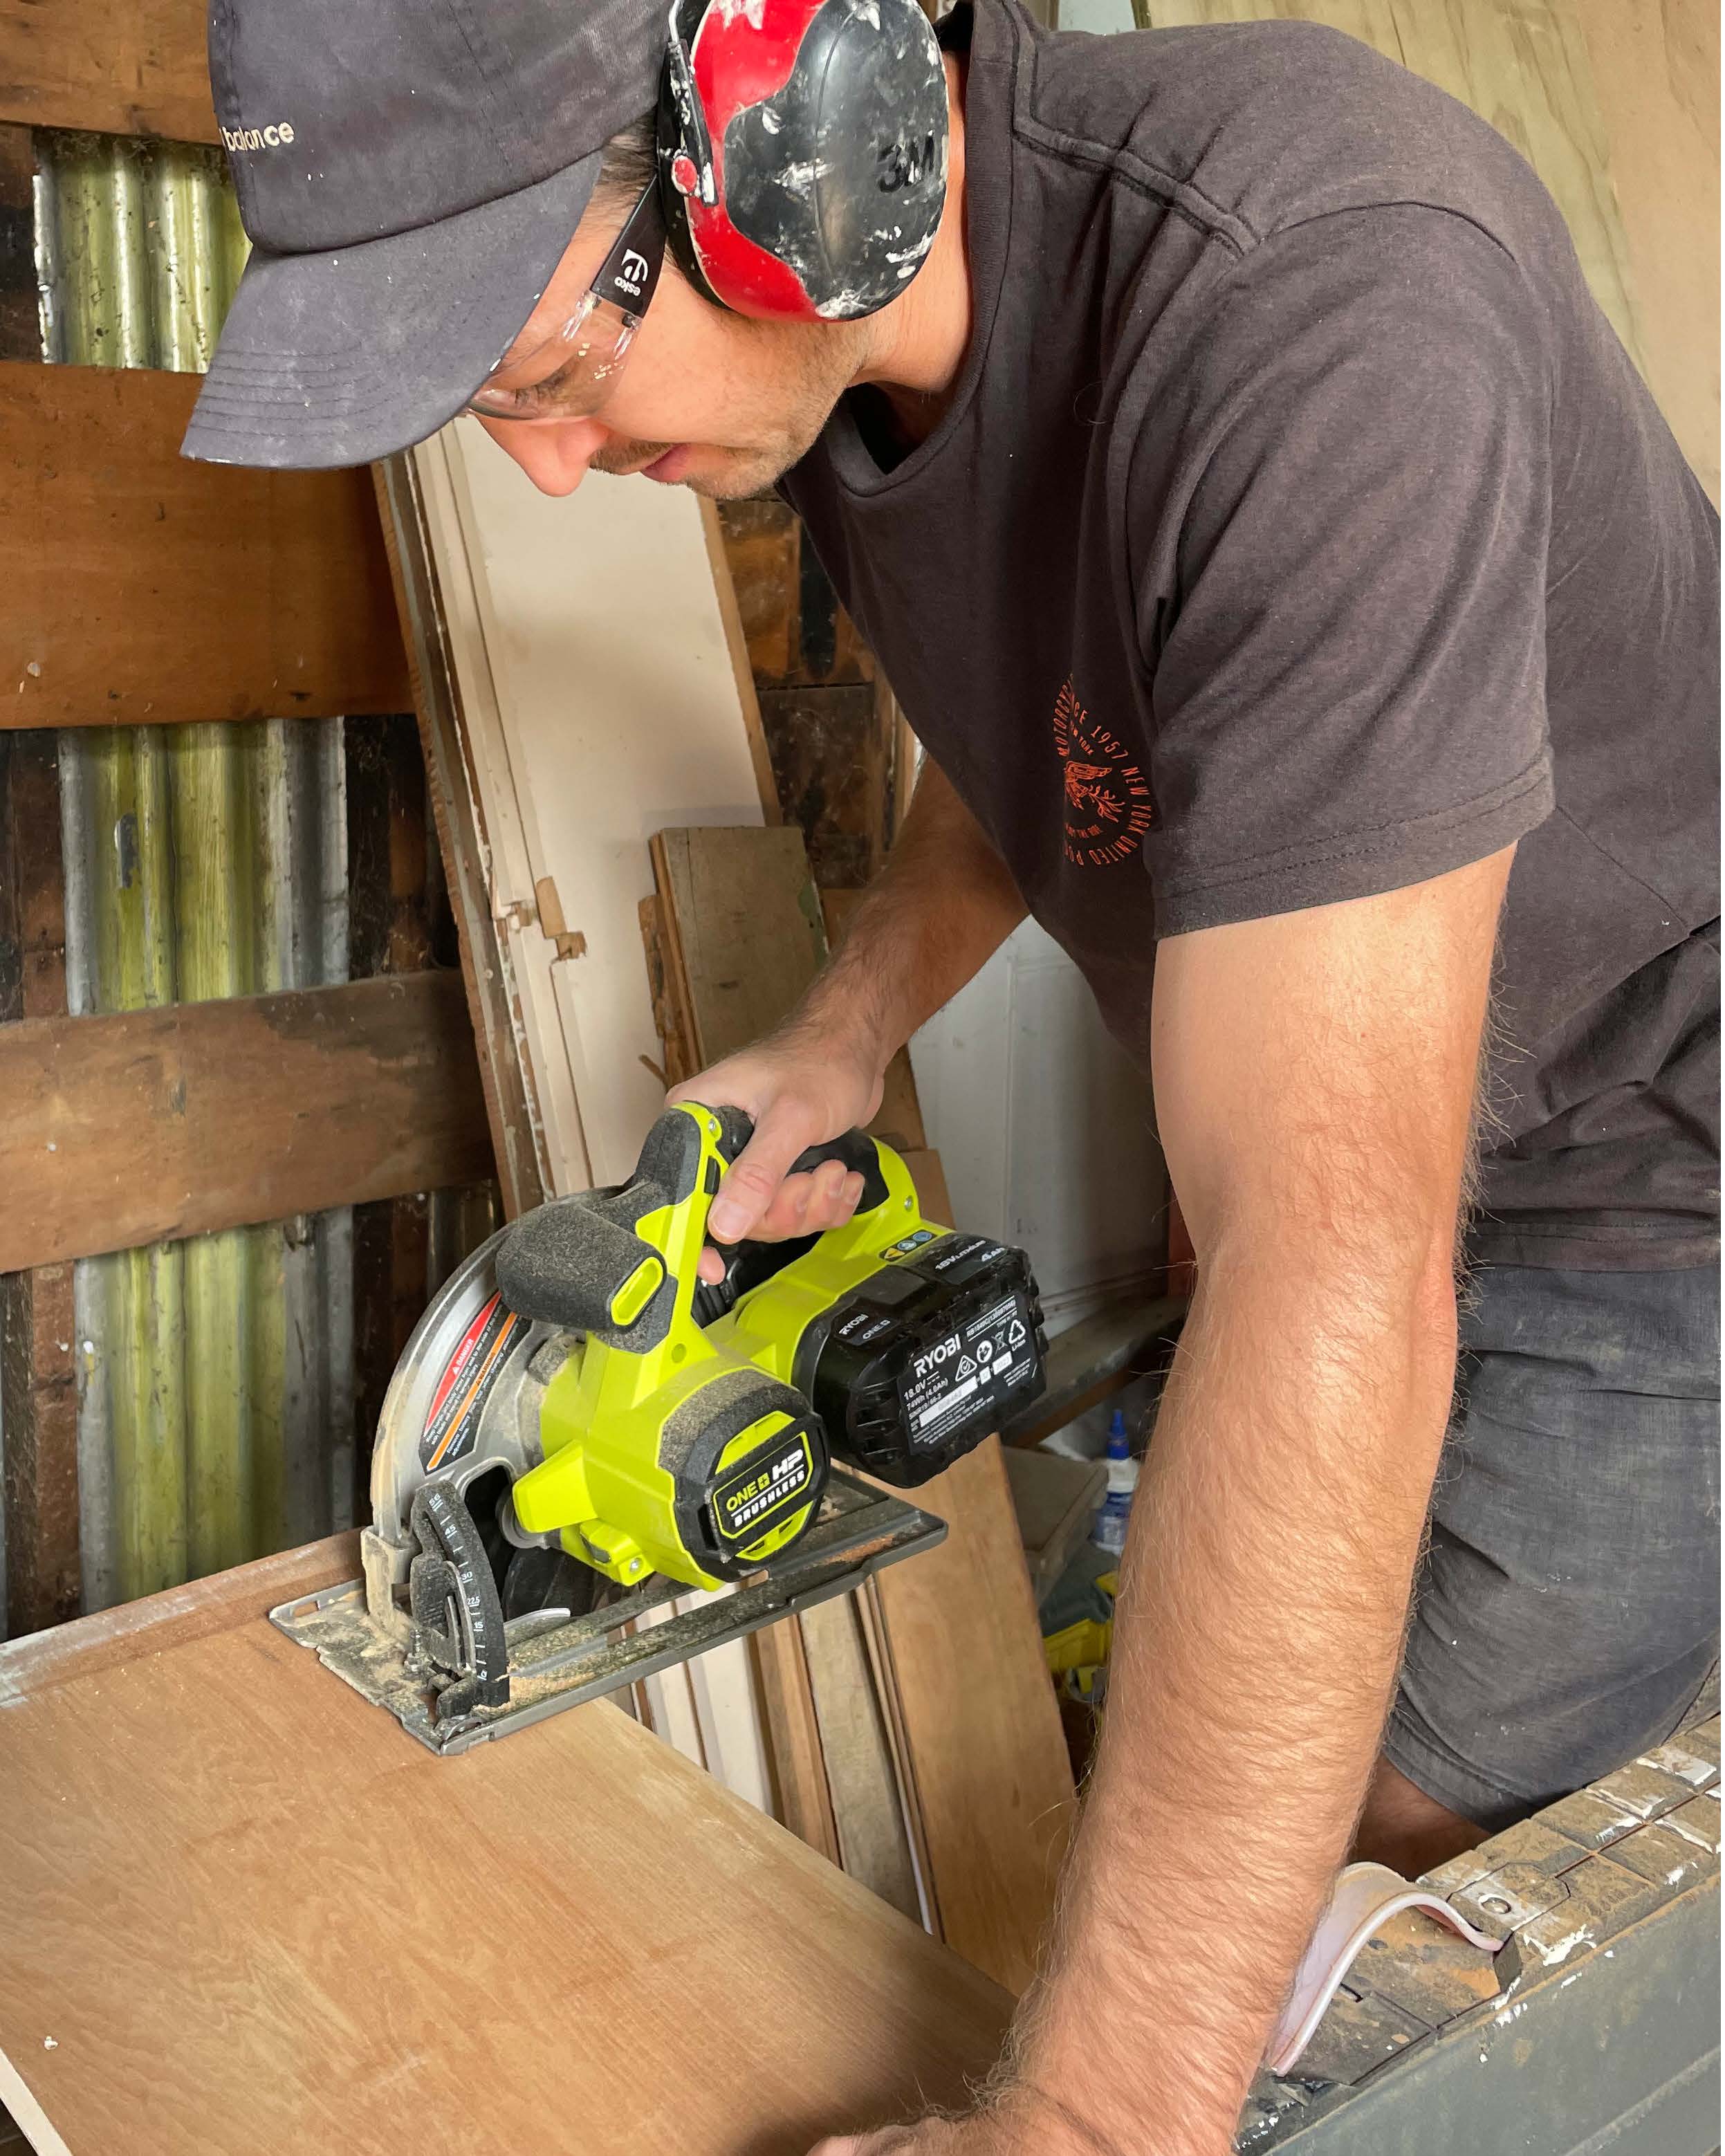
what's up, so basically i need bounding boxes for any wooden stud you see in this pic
[698,498,782,824]
[0,733,80,1636]
[0,125,38,364]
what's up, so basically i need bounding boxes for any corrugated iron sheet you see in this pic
[34,132,357,1610]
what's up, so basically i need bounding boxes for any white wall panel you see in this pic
[910,919,1165,1324]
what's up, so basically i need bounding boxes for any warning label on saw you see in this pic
[895,1292,1037,1454]
[418,1291,523,1474]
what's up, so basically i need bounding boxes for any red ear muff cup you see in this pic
[660,0,948,322]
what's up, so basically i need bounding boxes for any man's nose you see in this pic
[474,414,607,496]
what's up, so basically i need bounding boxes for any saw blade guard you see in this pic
[365,1227,565,1618]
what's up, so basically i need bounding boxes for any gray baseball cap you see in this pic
[182,0,666,470]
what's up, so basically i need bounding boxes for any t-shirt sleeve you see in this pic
[1141,205,1556,938]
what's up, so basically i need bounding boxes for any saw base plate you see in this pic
[270,1471,945,1757]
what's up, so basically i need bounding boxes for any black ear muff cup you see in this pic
[723,0,946,320]
[657,0,948,321]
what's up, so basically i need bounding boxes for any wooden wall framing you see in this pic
[0,973,493,1271]
[3,363,409,729]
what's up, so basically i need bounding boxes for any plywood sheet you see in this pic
[0,1539,1012,2156]
[0,972,492,1270]
[3,364,409,727]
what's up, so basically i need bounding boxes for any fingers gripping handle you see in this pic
[708,1105,892,1217]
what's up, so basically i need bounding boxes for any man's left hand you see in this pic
[808,2091,1143,2156]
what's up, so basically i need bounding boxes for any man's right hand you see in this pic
[668,754,1028,1284]
[667,1023,887,1283]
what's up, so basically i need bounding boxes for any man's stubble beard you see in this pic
[595,319,863,499]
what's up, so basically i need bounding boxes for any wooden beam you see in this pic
[3,362,409,729]
[0,731,80,1637]
[0,971,493,1271]
[0,0,218,143]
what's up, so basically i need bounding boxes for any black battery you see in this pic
[795,1233,1049,1486]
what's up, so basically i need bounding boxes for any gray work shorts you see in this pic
[1385,1261,1721,1832]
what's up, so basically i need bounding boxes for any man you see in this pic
[187,0,1719,2148]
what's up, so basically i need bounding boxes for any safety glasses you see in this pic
[467,182,666,424]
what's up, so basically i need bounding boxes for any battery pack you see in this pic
[795,1233,1049,1486]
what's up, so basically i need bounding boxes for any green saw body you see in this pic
[500,1102,1045,1592]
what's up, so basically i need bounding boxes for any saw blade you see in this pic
[369,1227,568,1558]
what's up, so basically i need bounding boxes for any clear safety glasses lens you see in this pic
[467,182,665,425]
[468,295,641,423]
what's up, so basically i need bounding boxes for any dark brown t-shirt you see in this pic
[783,0,1719,1270]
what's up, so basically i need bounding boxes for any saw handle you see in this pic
[493,1109,894,1343]
[708,1105,892,1219]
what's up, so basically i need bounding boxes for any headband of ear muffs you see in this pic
[657,0,950,322]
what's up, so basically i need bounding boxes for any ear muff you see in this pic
[658,0,948,322]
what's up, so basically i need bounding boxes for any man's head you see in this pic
[183,0,953,497]
[466,114,887,500]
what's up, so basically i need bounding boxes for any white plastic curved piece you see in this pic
[1265,1861,1504,2075]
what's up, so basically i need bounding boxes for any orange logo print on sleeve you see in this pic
[1053,678,1154,867]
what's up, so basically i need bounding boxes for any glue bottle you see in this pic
[1091,1409,1139,1555]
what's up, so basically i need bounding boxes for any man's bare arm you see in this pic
[671,756,1026,1260]
[988,849,1513,2156]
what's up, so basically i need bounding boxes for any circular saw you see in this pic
[291,1101,1046,1749]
